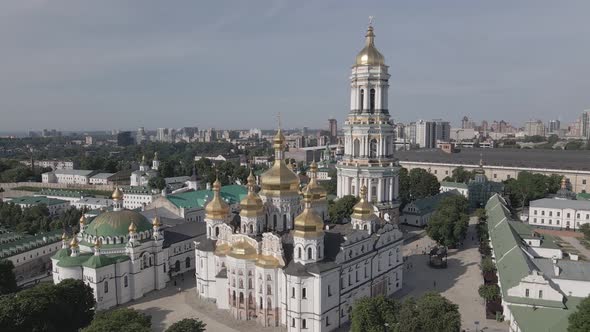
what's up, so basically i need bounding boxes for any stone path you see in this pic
[399,217,507,332]
[560,236,590,259]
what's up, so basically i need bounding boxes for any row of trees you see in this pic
[351,293,461,332]
[504,171,562,210]
[398,168,440,208]
[0,201,82,235]
[426,195,470,247]
[82,308,206,332]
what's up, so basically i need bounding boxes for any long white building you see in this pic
[336,23,401,222]
[195,127,403,332]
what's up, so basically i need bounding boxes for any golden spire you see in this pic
[153,151,158,161]
[355,18,385,66]
[70,235,79,248]
[351,185,375,220]
[112,187,123,200]
[129,221,137,233]
[561,177,567,190]
[141,154,146,164]
[205,174,229,220]
[306,158,327,200]
[79,214,86,225]
[152,213,162,227]
[247,167,256,189]
[293,186,324,238]
[62,232,68,241]
[240,168,264,217]
[93,237,102,248]
[260,118,300,196]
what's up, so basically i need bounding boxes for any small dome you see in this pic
[112,187,124,200]
[351,186,376,221]
[205,178,229,220]
[355,25,385,66]
[228,241,258,259]
[293,187,324,238]
[305,160,327,200]
[128,221,137,233]
[85,210,152,238]
[240,169,264,217]
[79,214,87,224]
[260,162,300,195]
[152,215,162,227]
[70,236,79,248]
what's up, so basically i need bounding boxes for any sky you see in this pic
[1,0,590,132]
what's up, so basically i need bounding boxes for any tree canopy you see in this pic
[443,166,476,183]
[165,318,207,332]
[426,195,470,247]
[568,296,590,332]
[399,168,440,207]
[0,260,17,295]
[328,195,358,223]
[0,279,95,332]
[504,171,561,209]
[478,284,501,302]
[82,308,151,332]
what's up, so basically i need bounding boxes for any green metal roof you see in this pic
[404,191,458,215]
[55,252,129,269]
[85,210,152,238]
[8,196,68,206]
[0,230,62,259]
[508,297,584,332]
[440,181,469,189]
[166,185,247,209]
[52,248,71,259]
[576,192,590,201]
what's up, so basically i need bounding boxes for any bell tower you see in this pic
[336,20,400,222]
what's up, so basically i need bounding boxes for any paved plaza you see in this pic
[127,217,507,331]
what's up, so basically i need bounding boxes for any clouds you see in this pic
[0,0,589,131]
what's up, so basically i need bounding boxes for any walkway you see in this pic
[399,217,507,332]
[560,236,590,259]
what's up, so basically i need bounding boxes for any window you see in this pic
[292,318,296,327]
[104,281,109,294]
[292,287,296,298]
[534,210,538,215]
[541,211,545,216]
[326,316,331,326]
[302,288,307,299]
[539,290,543,299]
[369,139,378,159]
[124,276,128,288]
[494,174,497,179]
[549,211,552,217]
[307,247,312,260]
[359,89,364,111]
[327,285,332,296]
[369,88,375,110]
[302,319,307,329]
[583,180,587,185]
[298,247,302,259]
[507,175,511,179]
[353,139,360,158]
[568,213,571,218]
[557,212,561,217]
[185,257,191,268]
[525,289,530,297]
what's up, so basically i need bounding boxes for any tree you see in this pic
[328,195,358,223]
[447,166,476,183]
[148,176,167,191]
[0,260,17,295]
[351,296,399,332]
[568,296,590,332]
[504,171,561,210]
[82,308,151,332]
[320,169,338,196]
[413,292,461,332]
[165,318,207,332]
[481,256,496,273]
[475,208,487,221]
[478,284,501,302]
[426,195,469,247]
[580,224,590,241]
[398,167,440,208]
[55,279,96,330]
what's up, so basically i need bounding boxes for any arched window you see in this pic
[149,257,153,266]
[239,279,244,289]
[268,298,272,310]
[363,224,368,230]
[104,281,109,294]
[273,215,277,229]
[369,139,378,159]
[283,215,287,230]
[215,227,220,237]
[298,247,302,259]
[370,88,376,111]
[186,257,191,268]
[267,285,272,295]
[232,291,236,305]
[260,297,263,309]
[360,89,364,111]
[353,139,360,158]
[239,292,244,304]
[124,275,128,287]
[175,260,180,271]
[249,224,254,234]
[248,278,253,289]
[307,247,313,260]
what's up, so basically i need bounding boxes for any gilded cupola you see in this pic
[240,169,264,217]
[351,185,376,221]
[355,24,385,67]
[205,177,229,220]
[293,186,324,238]
[305,160,327,200]
[260,128,300,196]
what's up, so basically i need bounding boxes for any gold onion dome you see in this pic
[112,187,123,200]
[293,186,324,238]
[70,235,79,248]
[261,130,300,195]
[205,178,229,220]
[93,237,101,248]
[355,24,385,66]
[352,186,376,221]
[128,221,137,233]
[228,241,258,259]
[240,169,264,217]
[561,177,567,189]
[152,215,162,227]
[79,214,86,225]
[62,232,68,240]
[306,160,327,200]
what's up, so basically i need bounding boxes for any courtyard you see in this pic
[127,217,507,331]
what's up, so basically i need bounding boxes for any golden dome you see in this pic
[128,221,137,233]
[355,25,385,66]
[273,128,286,150]
[256,254,282,268]
[214,242,232,256]
[62,232,68,240]
[260,161,300,195]
[70,236,79,248]
[227,241,258,259]
[305,160,327,200]
[112,187,124,200]
[561,177,567,189]
[240,169,264,217]
[152,215,162,227]
[205,178,229,220]
[79,214,86,225]
[351,185,376,221]
[293,187,324,238]
[93,237,102,248]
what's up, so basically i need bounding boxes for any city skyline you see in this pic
[1,1,590,131]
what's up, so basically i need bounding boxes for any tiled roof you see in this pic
[8,196,68,206]
[166,185,247,209]
[530,198,590,210]
[0,230,62,259]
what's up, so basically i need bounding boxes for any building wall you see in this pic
[528,206,590,231]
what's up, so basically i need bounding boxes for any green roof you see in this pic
[508,297,584,332]
[55,252,129,269]
[56,253,93,267]
[576,192,590,201]
[404,191,459,215]
[85,210,152,238]
[52,248,71,259]
[8,196,68,206]
[167,185,247,209]
[441,181,469,189]
[0,230,62,259]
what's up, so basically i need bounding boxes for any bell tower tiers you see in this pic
[336,21,400,222]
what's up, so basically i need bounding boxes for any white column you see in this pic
[377,179,383,203]
[389,177,394,203]
[394,175,399,199]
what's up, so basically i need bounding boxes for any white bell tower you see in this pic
[336,20,401,222]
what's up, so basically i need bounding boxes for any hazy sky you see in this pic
[1,0,590,132]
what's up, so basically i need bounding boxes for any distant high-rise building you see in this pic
[136,127,147,144]
[461,116,470,129]
[156,128,168,142]
[117,131,134,146]
[548,120,561,133]
[416,120,434,148]
[525,120,546,137]
[328,118,337,143]
[433,119,451,142]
